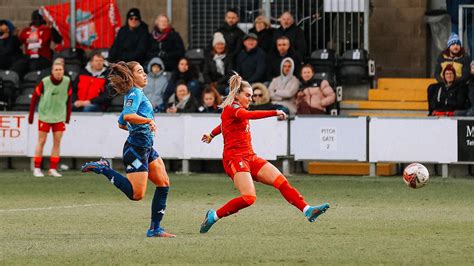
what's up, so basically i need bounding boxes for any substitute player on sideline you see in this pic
[81,61,175,238]
[200,73,329,233]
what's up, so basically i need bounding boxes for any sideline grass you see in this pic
[1,171,473,265]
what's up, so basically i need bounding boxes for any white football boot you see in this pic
[48,169,62,177]
[33,168,44,177]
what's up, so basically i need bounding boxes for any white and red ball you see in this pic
[402,163,429,189]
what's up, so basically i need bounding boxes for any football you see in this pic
[403,163,430,189]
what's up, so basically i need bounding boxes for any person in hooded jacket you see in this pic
[108,8,149,65]
[72,52,111,112]
[148,14,185,72]
[203,32,233,96]
[268,57,300,115]
[0,19,22,70]
[143,57,169,113]
[296,64,336,115]
[428,63,469,116]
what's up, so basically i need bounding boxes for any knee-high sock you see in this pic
[50,156,60,170]
[150,187,169,230]
[102,168,134,200]
[34,156,42,168]
[216,195,256,219]
[274,175,307,211]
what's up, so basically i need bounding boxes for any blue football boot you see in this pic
[81,158,110,174]
[305,203,330,222]
[146,227,176,238]
[200,209,217,233]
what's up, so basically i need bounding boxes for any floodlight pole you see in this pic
[70,0,76,48]
[167,0,173,22]
[263,0,271,18]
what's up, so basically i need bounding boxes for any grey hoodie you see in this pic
[143,57,169,109]
[268,57,300,114]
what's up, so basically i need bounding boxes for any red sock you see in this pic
[50,156,60,170]
[274,175,307,211]
[216,195,256,219]
[34,156,42,168]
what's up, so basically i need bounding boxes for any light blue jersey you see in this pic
[118,87,155,147]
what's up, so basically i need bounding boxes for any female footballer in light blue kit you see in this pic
[81,61,175,238]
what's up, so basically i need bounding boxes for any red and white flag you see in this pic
[41,0,121,49]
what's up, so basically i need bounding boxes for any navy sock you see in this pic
[102,168,134,200]
[150,187,169,230]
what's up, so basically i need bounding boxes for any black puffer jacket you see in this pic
[148,27,185,71]
[203,53,233,87]
[108,23,149,65]
[428,81,468,114]
[234,47,267,83]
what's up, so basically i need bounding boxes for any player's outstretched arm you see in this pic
[235,109,287,120]
[202,124,221,144]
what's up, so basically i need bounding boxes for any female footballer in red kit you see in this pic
[200,73,329,233]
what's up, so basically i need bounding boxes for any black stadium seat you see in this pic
[309,49,336,75]
[336,49,369,85]
[185,48,205,70]
[12,93,32,111]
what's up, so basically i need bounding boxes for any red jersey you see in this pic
[211,102,277,160]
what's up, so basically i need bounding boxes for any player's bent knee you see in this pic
[132,189,146,201]
[242,195,257,205]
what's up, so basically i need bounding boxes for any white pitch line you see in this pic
[0,203,116,213]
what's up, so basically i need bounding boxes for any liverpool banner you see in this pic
[41,0,121,49]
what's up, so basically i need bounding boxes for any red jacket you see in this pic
[76,75,106,101]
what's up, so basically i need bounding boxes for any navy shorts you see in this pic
[122,141,159,173]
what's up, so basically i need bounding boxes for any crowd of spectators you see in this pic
[0,7,340,115]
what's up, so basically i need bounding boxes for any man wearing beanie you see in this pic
[108,8,149,65]
[434,32,471,84]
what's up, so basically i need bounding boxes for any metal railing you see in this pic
[458,4,474,54]
[188,0,370,55]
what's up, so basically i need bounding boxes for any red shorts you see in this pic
[223,155,268,179]
[38,120,66,133]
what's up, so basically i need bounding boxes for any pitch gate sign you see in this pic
[458,120,474,161]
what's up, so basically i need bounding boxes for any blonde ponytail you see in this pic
[219,72,251,108]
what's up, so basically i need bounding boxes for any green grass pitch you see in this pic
[1,170,473,265]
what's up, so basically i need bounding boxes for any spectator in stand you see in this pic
[296,64,335,115]
[466,61,474,116]
[197,86,222,113]
[268,58,300,114]
[273,12,307,59]
[435,33,471,84]
[108,8,149,65]
[12,10,62,78]
[143,57,169,113]
[234,33,266,84]
[203,32,233,96]
[166,81,199,113]
[446,0,474,54]
[0,20,22,70]
[267,36,302,80]
[28,58,72,177]
[73,52,111,112]
[249,15,274,53]
[428,64,468,116]
[213,8,245,57]
[163,57,200,103]
[249,83,285,112]
[148,14,185,72]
